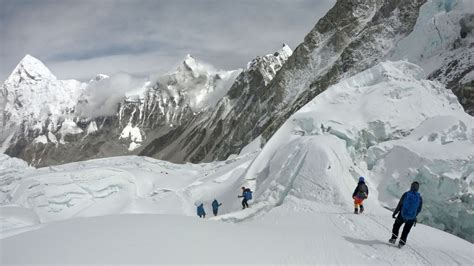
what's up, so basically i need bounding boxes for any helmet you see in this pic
[358,176,365,182]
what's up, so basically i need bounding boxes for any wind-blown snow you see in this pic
[76,73,147,118]
[153,55,242,111]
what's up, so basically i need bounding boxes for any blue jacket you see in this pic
[197,204,205,216]
[212,200,221,210]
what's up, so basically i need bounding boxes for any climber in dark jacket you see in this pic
[211,199,222,216]
[197,203,206,218]
[389,181,423,248]
[352,176,369,214]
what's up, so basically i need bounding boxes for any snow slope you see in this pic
[2,210,472,264]
[1,61,473,264]
[241,60,473,241]
[390,0,474,76]
[0,151,472,264]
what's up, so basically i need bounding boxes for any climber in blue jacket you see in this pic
[238,187,253,209]
[197,203,206,218]
[211,199,222,216]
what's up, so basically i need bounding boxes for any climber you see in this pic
[197,203,206,218]
[389,181,423,248]
[238,187,253,209]
[211,199,222,216]
[352,176,369,214]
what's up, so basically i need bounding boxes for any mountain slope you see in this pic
[138,0,429,163]
[1,61,472,244]
[140,44,293,162]
[142,0,473,165]
[389,0,474,114]
[1,61,473,261]
[1,54,242,166]
[2,0,472,169]
[241,60,473,242]
[1,55,85,154]
[2,208,472,264]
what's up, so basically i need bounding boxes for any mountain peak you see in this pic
[5,54,56,84]
[278,43,292,57]
[91,73,110,82]
[181,54,199,71]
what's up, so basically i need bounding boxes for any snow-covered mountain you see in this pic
[2,0,472,168]
[389,0,474,114]
[1,55,85,152]
[119,54,241,130]
[0,53,244,165]
[1,44,290,166]
[139,44,293,162]
[140,0,473,164]
[1,61,472,264]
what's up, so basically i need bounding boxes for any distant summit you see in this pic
[4,54,56,85]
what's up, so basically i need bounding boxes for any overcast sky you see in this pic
[0,0,335,81]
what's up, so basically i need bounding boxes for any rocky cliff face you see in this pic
[139,44,293,162]
[139,0,429,163]
[388,0,474,115]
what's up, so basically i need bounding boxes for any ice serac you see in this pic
[139,44,293,162]
[242,60,473,242]
[260,0,428,141]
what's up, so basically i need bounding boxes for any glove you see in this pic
[392,213,397,219]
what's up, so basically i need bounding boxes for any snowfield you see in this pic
[1,61,473,264]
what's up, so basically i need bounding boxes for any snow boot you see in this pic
[389,238,396,244]
[359,205,364,214]
[398,240,405,248]
[354,208,358,214]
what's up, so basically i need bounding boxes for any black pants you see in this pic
[391,215,415,244]
[213,209,218,216]
[242,199,249,209]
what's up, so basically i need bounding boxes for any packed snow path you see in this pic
[2,203,472,264]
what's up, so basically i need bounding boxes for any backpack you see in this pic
[244,189,253,200]
[401,191,421,221]
[357,183,368,199]
[197,205,205,215]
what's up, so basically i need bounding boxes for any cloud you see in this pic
[0,0,336,81]
[76,73,146,117]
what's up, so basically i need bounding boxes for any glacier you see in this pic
[1,61,473,264]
